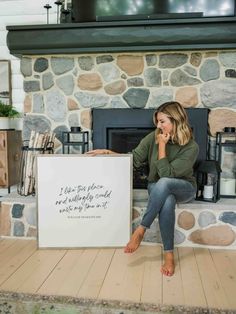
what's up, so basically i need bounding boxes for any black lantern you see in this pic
[196,160,221,203]
[62,127,89,154]
[215,129,236,198]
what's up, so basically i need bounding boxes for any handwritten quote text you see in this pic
[55,183,112,218]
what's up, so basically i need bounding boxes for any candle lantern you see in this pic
[215,128,236,198]
[195,160,221,202]
[62,127,89,154]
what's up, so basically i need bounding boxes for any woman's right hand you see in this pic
[85,149,114,156]
[156,133,169,160]
[157,132,170,145]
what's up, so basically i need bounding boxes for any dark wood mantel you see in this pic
[6,17,236,57]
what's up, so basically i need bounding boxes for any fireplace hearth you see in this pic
[92,108,209,188]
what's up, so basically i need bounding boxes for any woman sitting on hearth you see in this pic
[87,101,199,276]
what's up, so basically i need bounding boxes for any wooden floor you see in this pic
[0,239,236,311]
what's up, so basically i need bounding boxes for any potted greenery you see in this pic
[0,100,20,129]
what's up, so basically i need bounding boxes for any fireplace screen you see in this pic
[107,128,154,188]
[107,128,153,153]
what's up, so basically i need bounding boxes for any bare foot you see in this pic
[124,226,146,253]
[161,252,175,276]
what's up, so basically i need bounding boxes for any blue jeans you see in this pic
[141,177,196,252]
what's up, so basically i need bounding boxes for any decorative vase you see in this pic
[9,117,23,130]
[0,117,10,129]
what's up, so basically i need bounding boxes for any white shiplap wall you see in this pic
[0,0,58,112]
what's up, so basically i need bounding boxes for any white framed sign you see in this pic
[37,154,132,248]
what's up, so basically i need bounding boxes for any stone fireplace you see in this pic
[16,47,236,202]
[2,20,236,246]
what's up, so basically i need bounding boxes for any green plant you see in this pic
[0,101,20,118]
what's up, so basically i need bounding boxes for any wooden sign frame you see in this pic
[37,154,132,248]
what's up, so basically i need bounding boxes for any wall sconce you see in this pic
[215,128,236,198]
[196,160,221,202]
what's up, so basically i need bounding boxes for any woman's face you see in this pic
[156,112,173,134]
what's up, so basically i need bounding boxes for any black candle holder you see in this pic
[215,130,236,198]
[195,160,221,203]
[62,129,89,154]
[44,4,52,24]
[54,1,63,24]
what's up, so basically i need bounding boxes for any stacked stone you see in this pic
[21,51,236,153]
[132,190,236,248]
[1,193,236,248]
[0,198,37,238]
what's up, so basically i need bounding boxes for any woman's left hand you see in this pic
[85,149,113,156]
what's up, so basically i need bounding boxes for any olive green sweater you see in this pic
[132,130,199,188]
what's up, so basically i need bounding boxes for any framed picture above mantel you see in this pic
[0,60,12,105]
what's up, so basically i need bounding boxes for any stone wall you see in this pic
[0,195,36,238]
[2,51,236,245]
[1,192,236,249]
[21,51,236,153]
[133,190,236,249]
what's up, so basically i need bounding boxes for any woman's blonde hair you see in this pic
[153,101,193,146]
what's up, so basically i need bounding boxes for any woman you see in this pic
[87,101,199,276]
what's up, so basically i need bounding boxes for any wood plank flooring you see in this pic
[0,238,236,311]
